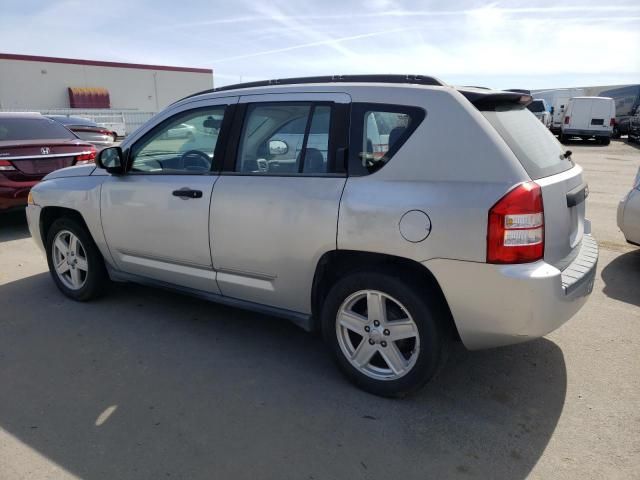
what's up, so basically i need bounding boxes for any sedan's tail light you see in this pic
[487,182,544,264]
[0,159,16,171]
[564,116,570,124]
[75,146,97,165]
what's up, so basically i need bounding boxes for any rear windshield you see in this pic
[527,101,545,113]
[482,105,573,179]
[50,116,97,127]
[0,117,76,141]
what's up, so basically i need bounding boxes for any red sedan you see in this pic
[0,113,96,212]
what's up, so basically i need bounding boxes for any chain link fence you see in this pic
[0,108,156,137]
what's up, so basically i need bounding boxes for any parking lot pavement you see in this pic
[0,139,639,480]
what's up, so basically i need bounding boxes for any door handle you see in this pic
[172,188,203,199]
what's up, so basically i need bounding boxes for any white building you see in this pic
[0,53,213,112]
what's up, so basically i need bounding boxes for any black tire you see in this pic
[599,137,611,146]
[559,134,569,144]
[321,269,450,397]
[612,126,620,139]
[45,216,108,301]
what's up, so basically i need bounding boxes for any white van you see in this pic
[560,96,616,145]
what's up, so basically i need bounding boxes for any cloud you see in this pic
[0,0,638,89]
[211,27,415,63]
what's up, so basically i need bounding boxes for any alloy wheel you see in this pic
[336,290,420,381]
[52,230,89,290]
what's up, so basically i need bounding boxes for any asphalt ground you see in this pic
[0,138,638,479]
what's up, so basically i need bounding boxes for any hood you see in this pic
[43,164,97,180]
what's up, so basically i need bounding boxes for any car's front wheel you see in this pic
[322,270,450,397]
[45,217,108,301]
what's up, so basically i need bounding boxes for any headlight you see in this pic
[27,191,34,205]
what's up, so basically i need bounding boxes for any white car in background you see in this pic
[618,167,640,247]
[165,123,196,139]
[527,99,551,128]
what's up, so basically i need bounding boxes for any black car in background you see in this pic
[600,85,640,138]
[628,113,640,144]
[47,115,117,146]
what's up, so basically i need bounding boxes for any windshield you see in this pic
[527,100,545,113]
[482,105,573,179]
[0,117,77,141]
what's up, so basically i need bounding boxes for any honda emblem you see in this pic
[41,147,50,155]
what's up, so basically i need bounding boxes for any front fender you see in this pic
[31,175,115,268]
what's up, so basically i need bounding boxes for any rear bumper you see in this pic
[562,128,611,137]
[425,234,598,350]
[0,175,39,210]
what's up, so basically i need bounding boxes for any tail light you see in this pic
[0,159,16,171]
[75,146,97,165]
[610,118,616,126]
[487,182,544,264]
[564,116,570,124]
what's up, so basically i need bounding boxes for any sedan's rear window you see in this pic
[527,100,545,113]
[0,117,77,141]
[482,106,573,179]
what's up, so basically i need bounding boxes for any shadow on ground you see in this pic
[0,210,30,242]
[625,139,640,149]
[601,248,640,307]
[0,273,567,480]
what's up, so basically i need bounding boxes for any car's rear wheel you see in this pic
[45,217,108,301]
[559,133,569,144]
[322,270,449,397]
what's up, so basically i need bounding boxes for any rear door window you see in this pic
[0,117,77,141]
[236,102,333,175]
[482,105,573,179]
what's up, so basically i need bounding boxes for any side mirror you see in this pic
[550,107,554,115]
[268,139,288,156]
[97,146,125,174]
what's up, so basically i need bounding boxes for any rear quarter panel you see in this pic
[339,87,530,263]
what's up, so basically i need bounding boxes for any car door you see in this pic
[210,92,350,314]
[100,97,237,292]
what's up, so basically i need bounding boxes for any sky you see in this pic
[1,0,639,90]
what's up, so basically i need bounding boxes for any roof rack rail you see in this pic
[176,74,446,103]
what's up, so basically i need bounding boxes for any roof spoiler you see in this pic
[458,89,533,110]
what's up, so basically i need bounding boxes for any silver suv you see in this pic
[26,75,598,397]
